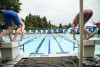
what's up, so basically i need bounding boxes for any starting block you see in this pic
[73,40,100,58]
[0,42,20,60]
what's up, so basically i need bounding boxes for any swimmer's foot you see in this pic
[20,39,22,42]
[85,33,94,40]
[0,39,5,42]
[12,40,19,42]
[13,40,22,42]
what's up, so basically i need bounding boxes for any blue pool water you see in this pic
[17,34,75,54]
[3,34,100,55]
[16,34,77,54]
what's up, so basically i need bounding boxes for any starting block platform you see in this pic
[73,35,100,58]
[0,42,20,61]
[73,40,100,45]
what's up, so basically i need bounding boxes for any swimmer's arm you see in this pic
[72,14,79,40]
[72,23,76,40]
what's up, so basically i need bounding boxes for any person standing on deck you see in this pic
[72,9,94,40]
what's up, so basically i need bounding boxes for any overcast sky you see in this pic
[18,0,100,26]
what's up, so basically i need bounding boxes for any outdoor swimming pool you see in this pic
[2,33,100,55]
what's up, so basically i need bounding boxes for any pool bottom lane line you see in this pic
[52,35,69,54]
[30,35,47,54]
[48,39,51,54]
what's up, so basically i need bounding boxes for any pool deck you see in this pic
[0,53,100,67]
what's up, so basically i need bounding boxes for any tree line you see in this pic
[0,0,72,30]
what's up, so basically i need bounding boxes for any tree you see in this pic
[0,0,21,13]
[48,21,51,29]
[67,23,72,28]
[63,25,68,28]
[0,0,21,22]
[59,23,63,28]
[42,16,48,28]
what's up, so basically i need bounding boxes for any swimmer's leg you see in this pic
[84,33,94,40]
[0,37,5,42]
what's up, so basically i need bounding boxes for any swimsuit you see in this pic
[3,10,21,28]
[78,10,93,27]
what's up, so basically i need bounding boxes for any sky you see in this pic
[18,0,100,26]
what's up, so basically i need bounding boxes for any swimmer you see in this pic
[0,9,23,42]
[72,9,94,40]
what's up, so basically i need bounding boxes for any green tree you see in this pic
[0,0,21,22]
[48,21,51,29]
[59,23,63,28]
[42,16,48,28]
[0,0,21,13]
[63,25,68,28]
[67,23,72,28]
[24,13,57,30]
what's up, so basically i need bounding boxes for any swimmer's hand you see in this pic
[73,37,77,40]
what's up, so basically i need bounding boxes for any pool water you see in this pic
[2,34,100,55]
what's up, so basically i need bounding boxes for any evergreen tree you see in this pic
[67,23,72,28]
[0,0,21,13]
[59,23,63,28]
[24,13,70,30]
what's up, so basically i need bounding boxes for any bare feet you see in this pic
[12,40,18,42]
[84,33,94,40]
[20,39,22,41]
[0,37,5,42]
[0,39,5,42]
[13,39,22,42]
